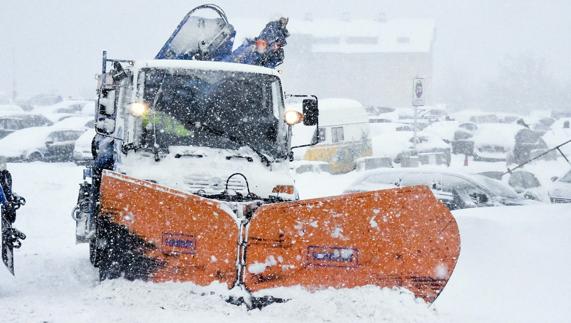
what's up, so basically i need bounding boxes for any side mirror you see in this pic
[551,176,559,182]
[302,98,318,126]
[45,140,54,147]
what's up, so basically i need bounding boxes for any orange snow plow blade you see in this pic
[99,171,238,287]
[245,186,460,303]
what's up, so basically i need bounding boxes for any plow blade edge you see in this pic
[99,171,238,286]
[245,186,460,303]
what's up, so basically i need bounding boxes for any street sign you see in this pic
[412,77,425,106]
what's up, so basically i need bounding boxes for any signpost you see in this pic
[412,77,425,153]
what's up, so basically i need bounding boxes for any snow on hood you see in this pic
[421,121,459,141]
[0,126,54,157]
[118,146,292,198]
[472,123,525,148]
[0,124,87,157]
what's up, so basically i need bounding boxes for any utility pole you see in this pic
[412,76,425,151]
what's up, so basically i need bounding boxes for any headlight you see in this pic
[129,102,149,117]
[284,109,303,125]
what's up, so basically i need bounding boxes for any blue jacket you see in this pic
[0,185,6,206]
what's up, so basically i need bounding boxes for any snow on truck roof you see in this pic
[133,60,281,77]
[318,98,369,126]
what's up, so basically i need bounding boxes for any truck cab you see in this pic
[94,59,317,201]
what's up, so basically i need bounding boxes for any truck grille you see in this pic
[184,175,247,194]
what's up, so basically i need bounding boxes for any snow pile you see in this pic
[1,162,570,323]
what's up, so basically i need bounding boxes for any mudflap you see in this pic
[99,170,239,287]
[244,186,461,303]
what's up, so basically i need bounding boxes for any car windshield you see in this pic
[560,170,571,183]
[141,68,287,159]
[473,175,520,199]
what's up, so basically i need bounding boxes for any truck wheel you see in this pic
[96,216,122,281]
[89,238,100,267]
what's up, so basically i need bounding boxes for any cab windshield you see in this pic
[140,67,287,159]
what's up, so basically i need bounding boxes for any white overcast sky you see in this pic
[1,0,570,101]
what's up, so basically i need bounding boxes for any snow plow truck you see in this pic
[72,4,460,307]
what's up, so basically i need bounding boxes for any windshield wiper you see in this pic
[200,124,273,167]
[175,153,204,159]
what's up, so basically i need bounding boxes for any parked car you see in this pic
[0,126,87,162]
[0,104,24,116]
[422,120,459,144]
[452,122,477,155]
[549,169,571,203]
[53,116,94,129]
[372,125,450,166]
[290,160,331,175]
[355,156,393,171]
[509,128,553,164]
[344,169,529,210]
[478,170,550,202]
[394,134,451,166]
[472,123,525,161]
[73,129,96,165]
[0,114,54,139]
[543,118,571,158]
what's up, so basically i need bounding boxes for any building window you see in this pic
[332,127,344,143]
[318,127,326,142]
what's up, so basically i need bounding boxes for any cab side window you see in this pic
[331,127,344,143]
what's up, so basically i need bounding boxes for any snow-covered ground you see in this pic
[1,162,570,322]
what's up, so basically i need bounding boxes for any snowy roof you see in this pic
[317,98,369,126]
[233,18,435,53]
[133,60,281,77]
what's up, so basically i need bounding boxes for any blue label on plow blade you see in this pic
[307,246,359,268]
[162,233,196,255]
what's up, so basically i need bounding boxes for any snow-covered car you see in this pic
[31,99,95,122]
[419,106,450,123]
[27,94,63,106]
[0,126,87,162]
[472,123,525,161]
[345,168,529,210]
[355,156,393,171]
[509,128,553,164]
[53,116,94,129]
[371,124,450,165]
[422,120,459,143]
[549,169,571,203]
[451,122,477,155]
[0,104,25,116]
[542,118,571,158]
[395,134,451,166]
[290,160,331,175]
[478,170,551,203]
[0,114,54,139]
[73,129,96,165]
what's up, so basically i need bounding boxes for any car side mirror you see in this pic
[45,140,54,147]
[551,176,559,182]
[302,98,318,126]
